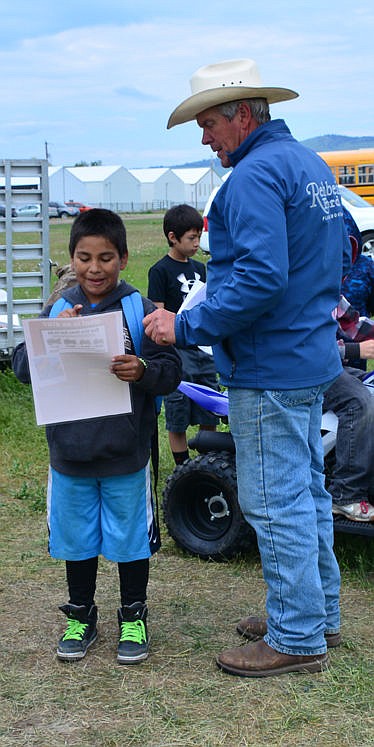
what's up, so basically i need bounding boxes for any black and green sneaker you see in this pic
[117,602,149,664]
[57,603,98,661]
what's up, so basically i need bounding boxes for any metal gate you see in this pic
[0,159,50,360]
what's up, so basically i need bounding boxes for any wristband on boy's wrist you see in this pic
[138,357,148,370]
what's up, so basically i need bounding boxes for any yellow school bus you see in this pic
[318,149,374,205]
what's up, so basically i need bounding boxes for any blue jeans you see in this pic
[228,385,341,656]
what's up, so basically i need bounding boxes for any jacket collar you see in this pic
[228,119,292,167]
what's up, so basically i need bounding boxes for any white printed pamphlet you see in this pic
[22,311,131,425]
[177,281,212,355]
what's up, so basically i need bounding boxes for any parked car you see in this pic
[65,201,92,213]
[200,182,374,257]
[49,201,80,218]
[0,203,17,218]
[13,203,41,218]
[200,185,220,254]
[338,186,374,256]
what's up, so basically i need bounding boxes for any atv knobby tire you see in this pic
[162,452,255,560]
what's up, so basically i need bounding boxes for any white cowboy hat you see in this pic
[167,58,298,129]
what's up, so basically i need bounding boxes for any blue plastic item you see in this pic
[177,381,229,416]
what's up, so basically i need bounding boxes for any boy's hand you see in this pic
[143,309,176,345]
[359,339,374,359]
[110,354,146,382]
[57,304,83,318]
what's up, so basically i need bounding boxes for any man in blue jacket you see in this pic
[144,58,349,677]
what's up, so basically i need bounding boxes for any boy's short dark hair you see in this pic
[163,204,203,246]
[69,208,128,258]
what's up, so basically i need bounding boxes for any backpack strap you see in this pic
[122,292,162,416]
[121,292,144,356]
[49,297,73,317]
[122,292,161,529]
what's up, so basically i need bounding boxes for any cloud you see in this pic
[0,6,372,166]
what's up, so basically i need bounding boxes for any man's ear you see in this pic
[167,231,176,245]
[239,100,259,134]
[238,101,252,123]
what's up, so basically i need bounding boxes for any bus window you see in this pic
[358,165,374,184]
[318,150,374,204]
[338,166,355,185]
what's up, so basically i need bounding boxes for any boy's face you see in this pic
[71,235,127,304]
[168,229,201,262]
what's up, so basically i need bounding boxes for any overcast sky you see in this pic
[1,0,373,168]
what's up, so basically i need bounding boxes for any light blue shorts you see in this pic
[46,463,160,562]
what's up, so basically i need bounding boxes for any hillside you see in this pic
[301,134,374,152]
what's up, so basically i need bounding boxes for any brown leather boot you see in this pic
[217,639,328,678]
[236,615,267,640]
[236,614,341,648]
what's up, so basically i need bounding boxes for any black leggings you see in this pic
[65,557,149,607]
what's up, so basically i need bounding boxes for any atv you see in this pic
[162,379,374,560]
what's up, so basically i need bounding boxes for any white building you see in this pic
[2,161,224,212]
[128,168,185,208]
[66,166,140,210]
[39,163,225,213]
[170,167,222,209]
[48,166,87,203]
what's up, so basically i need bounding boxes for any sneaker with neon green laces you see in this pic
[117,602,149,664]
[57,603,98,661]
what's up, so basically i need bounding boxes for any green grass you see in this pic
[0,219,373,747]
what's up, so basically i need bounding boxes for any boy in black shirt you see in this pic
[147,204,218,464]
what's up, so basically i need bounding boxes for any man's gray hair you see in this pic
[217,98,270,125]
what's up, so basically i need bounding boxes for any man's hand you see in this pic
[143,309,176,345]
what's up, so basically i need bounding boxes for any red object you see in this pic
[65,201,92,213]
[334,295,374,342]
